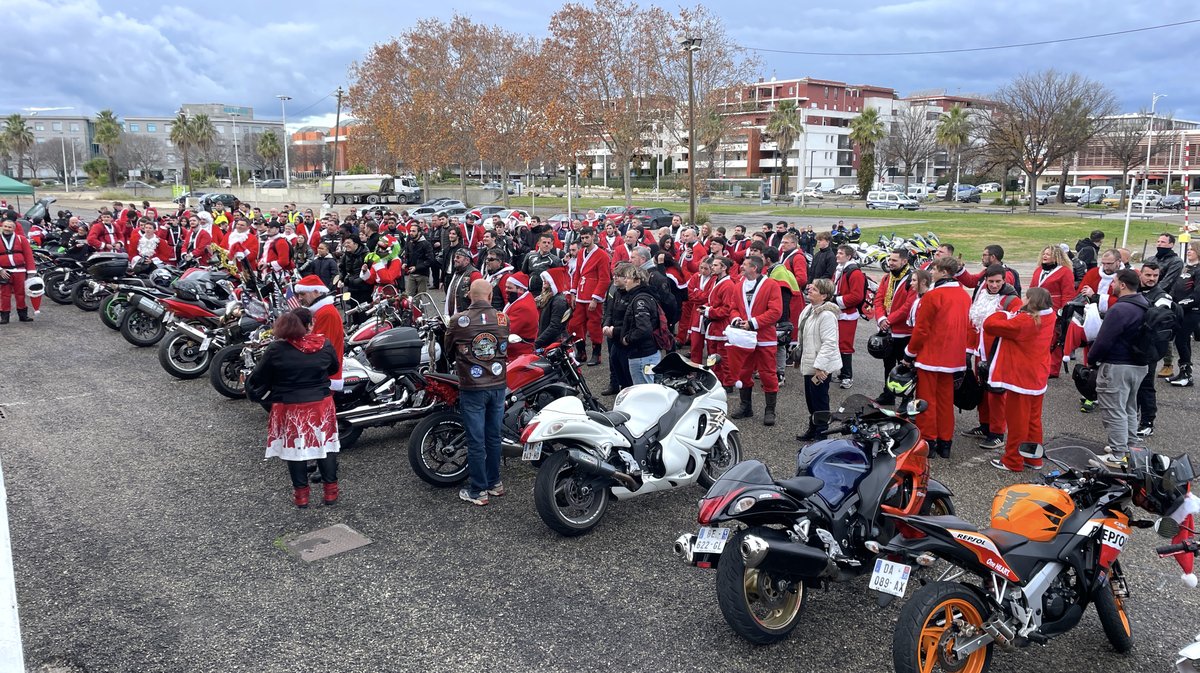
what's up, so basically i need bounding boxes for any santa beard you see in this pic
[228,229,250,247]
[137,234,160,258]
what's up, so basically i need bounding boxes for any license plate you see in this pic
[521,442,542,461]
[198,336,211,351]
[694,527,731,555]
[869,558,912,597]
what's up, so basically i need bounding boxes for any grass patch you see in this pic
[98,191,137,200]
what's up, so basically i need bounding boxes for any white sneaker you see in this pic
[1099,451,1128,467]
[839,377,854,389]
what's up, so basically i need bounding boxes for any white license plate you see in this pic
[694,527,731,555]
[521,442,542,461]
[869,558,912,597]
[198,336,211,351]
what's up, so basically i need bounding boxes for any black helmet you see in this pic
[867,330,892,359]
[1072,364,1097,401]
[1132,452,1194,516]
[886,362,916,398]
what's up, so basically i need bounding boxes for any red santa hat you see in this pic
[506,272,529,291]
[540,267,569,295]
[294,275,328,293]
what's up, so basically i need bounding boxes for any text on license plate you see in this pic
[693,527,730,554]
[521,442,542,461]
[868,558,911,597]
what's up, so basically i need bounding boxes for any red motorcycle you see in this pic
[405,335,604,487]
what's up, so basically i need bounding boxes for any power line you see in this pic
[745,18,1200,57]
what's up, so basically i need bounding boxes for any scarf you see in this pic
[137,233,159,258]
[883,265,909,312]
[286,333,326,354]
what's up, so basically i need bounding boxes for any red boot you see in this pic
[323,482,339,506]
[293,485,310,509]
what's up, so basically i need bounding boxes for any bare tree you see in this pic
[1101,112,1179,207]
[883,106,939,189]
[117,134,166,178]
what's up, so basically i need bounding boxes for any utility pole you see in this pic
[329,86,344,206]
[59,132,69,193]
[277,95,292,188]
[681,37,702,227]
[1141,93,1165,216]
[230,112,243,188]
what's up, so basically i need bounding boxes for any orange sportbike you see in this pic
[877,445,1195,673]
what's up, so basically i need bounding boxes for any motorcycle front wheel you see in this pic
[120,307,166,347]
[158,331,211,379]
[716,526,807,644]
[72,280,104,311]
[533,449,610,537]
[1094,569,1134,653]
[699,429,743,488]
[893,581,994,673]
[407,409,469,487]
[43,270,74,304]
[209,344,248,399]
[99,293,129,331]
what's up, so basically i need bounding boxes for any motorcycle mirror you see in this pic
[811,411,832,426]
[706,354,721,368]
[508,334,523,344]
[1156,517,1182,539]
[904,399,928,415]
[1018,443,1044,460]
[342,292,351,301]
[642,364,655,377]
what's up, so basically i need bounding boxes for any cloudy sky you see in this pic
[4,0,1197,128]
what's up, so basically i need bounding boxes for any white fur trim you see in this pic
[294,282,328,293]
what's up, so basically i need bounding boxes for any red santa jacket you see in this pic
[983,308,1057,395]
[158,226,191,263]
[361,256,402,286]
[781,248,808,289]
[127,230,173,266]
[87,221,125,252]
[190,226,220,264]
[1077,267,1121,314]
[680,241,707,275]
[969,292,1022,357]
[502,291,539,360]
[1031,264,1075,311]
[460,223,488,253]
[833,263,867,321]
[725,238,750,264]
[609,242,632,270]
[685,273,715,332]
[572,245,611,304]
[226,231,260,268]
[263,236,293,272]
[311,295,345,387]
[598,232,621,252]
[904,280,971,373]
[737,275,784,347]
[705,275,742,341]
[874,269,918,337]
[0,231,35,273]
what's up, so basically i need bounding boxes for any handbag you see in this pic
[976,337,1004,394]
[1082,302,1102,342]
[953,361,982,411]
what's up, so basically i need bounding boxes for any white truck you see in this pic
[320,174,422,205]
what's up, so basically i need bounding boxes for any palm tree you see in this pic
[190,114,216,180]
[169,112,195,192]
[765,100,801,197]
[3,114,34,180]
[936,105,972,201]
[849,107,885,197]
[257,131,283,178]
[94,110,123,186]
[697,109,725,184]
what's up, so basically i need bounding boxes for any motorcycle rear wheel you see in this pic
[407,409,470,486]
[699,429,743,489]
[1094,569,1134,653]
[158,331,211,379]
[337,419,363,450]
[209,344,248,399]
[533,449,611,537]
[716,527,807,644]
[72,280,104,311]
[44,270,74,304]
[120,307,166,347]
[99,293,128,331]
[893,581,993,673]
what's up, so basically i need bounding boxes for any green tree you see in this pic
[93,110,123,186]
[936,105,973,201]
[765,100,801,197]
[256,131,283,178]
[82,157,109,184]
[169,112,196,192]
[3,114,35,180]
[849,106,885,198]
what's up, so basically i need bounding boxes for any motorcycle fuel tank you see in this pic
[507,354,551,390]
[614,384,680,438]
[989,484,1076,543]
[795,438,870,509]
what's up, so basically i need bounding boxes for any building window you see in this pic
[70,123,80,132]
[35,123,44,131]
[51,121,62,131]
[217,126,225,134]
[129,123,139,132]
[147,123,157,132]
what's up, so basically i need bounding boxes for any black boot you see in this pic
[0,311,8,325]
[731,388,754,419]
[797,426,816,441]
[587,345,601,367]
[763,392,777,426]
[936,439,952,459]
[16,308,31,322]
[575,341,587,362]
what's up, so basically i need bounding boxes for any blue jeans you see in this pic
[459,387,505,496]
[628,351,662,385]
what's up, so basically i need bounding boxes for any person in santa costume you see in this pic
[683,256,716,362]
[0,216,37,323]
[568,226,611,366]
[703,256,741,389]
[982,287,1056,472]
[294,275,346,392]
[722,255,783,426]
[226,217,260,270]
[361,235,403,290]
[127,219,173,270]
[872,250,918,405]
[261,221,294,275]
[86,211,126,253]
[501,272,538,361]
[598,221,622,252]
[609,227,637,270]
[535,267,572,349]
[158,215,191,264]
[963,264,1022,450]
[460,215,488,255]
[1031,244,1077,378]
[904,256,972,458]
[189,212,221,265]
[832,244,868,389]
[245,308,342,509]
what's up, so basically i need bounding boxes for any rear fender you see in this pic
[525,416,627,449]
[926,478,955,512]
[883,521,993,577]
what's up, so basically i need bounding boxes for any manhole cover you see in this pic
[283,524,372,562]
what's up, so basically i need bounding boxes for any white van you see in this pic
[867,191,920,211]
[1064,186,1089,202]
[907,185,930,198]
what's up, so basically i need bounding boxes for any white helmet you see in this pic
[25,274,45,298]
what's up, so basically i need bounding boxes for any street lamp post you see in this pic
[277,95,292,188]
[681,37,702,227]
[230,112,243,188]
[1123,92,1167,247]
[59,132,69,193]
[798,106,808,208]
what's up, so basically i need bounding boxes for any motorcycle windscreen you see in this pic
[699,459,773,499]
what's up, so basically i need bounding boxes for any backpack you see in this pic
[1071,257,1086,284]
[651,271,681,325]
[653,305,675,353]
[1004,264,1022,296]
[1130,299,1180,365]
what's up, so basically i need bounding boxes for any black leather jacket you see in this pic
[445,300,510,390]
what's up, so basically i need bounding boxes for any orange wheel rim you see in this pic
[1114,594,1131,636]
[916,598,988,673]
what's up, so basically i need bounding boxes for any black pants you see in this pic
[1136,364,1157,425]
[287,456,338,488]
[430,262,443,290]
[804,372,831,429]
[839,354,854,380]
[1175,311,1200,366]
[608,338,632,389]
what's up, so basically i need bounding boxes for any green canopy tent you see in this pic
[0,175,34,211]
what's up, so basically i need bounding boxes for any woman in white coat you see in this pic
[796,278,843,440]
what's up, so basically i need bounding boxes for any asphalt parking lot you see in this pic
[2,291,1200,672]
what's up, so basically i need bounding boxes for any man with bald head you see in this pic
[445,278,511,506]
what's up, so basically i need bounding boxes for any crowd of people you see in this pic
[7,192,1198,503]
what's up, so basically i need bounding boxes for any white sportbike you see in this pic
[520,353,743,536]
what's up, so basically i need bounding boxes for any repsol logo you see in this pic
[955,532,990,548]
[1101,527,1128,549]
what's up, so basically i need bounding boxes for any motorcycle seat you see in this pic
[775,476,825,499]
[586,410,632,428]
[901,514,979,532]
[981,528,1029,554]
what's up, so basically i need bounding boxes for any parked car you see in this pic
[1064,185,1089,202]
[977,182,1001,193]
[467,206,506,221]
[1188,191,1200,207]
[879,183,903,193]
[1131,193,1162,208]
[866,191,920,211]
[954,186,982,203]
[1161,195,1185,210]
[258,179,286,189]
[602,205,631,223]
[172,191,206,206]
[1035,190,1052,205]
[418,198,459,209]
[198,193,239,209]
[434,206,469,219]
[606,207,675,229]
[122,180,155,190]
[791,188,824,200]
[1077,192,1107,206]
[1100,191,1126,208]
[481,181,503,190]
[834,184,861,196]
[546,212,586,231]
[493,209,531,223]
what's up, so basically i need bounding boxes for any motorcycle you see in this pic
[122,269,238,347]
[882,444,1195,673]
[674,393,954,644]
[520,352,741,537]
[154,290,249,379]
[71,252,132,311]
[406,333,604,488]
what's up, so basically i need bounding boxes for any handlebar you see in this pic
[1158,540,1200,557]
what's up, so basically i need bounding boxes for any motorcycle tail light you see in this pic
[895,520,927,540]
[697,487,744,525]
[915,552,936,567]
[519,422,539,443]
[732,496,757,514]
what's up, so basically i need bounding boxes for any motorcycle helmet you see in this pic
[150,267,174,289]
[867,330,892,359]
[1132,452,1194,515]
[25,275,45,298]
[1072,363,1097,401]
[886,362,916,398]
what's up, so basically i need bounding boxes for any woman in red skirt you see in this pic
[247,308,341,508]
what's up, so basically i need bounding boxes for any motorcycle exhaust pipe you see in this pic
[346,402,438,428]
[565,448,640,490]
[174,322,207,341]
[673,533,698,563]
[740,534,834,579]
